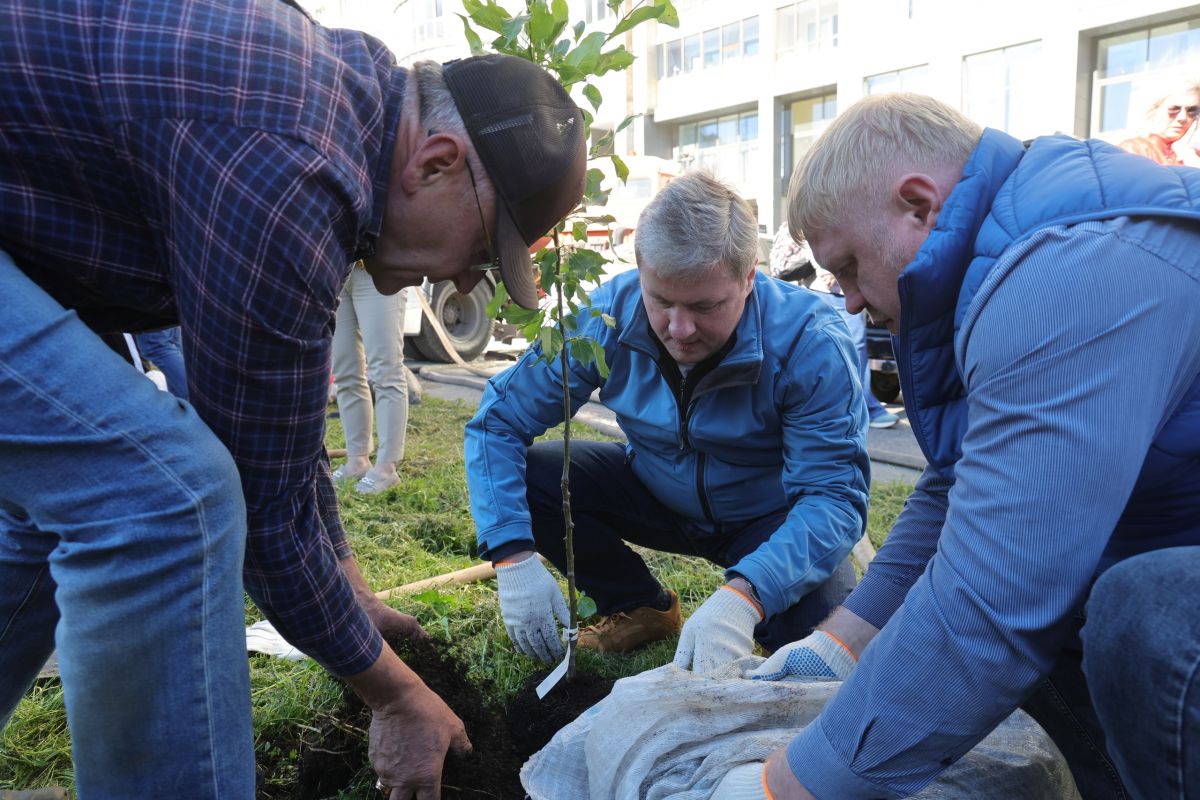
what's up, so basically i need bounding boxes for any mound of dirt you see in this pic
[256,637,614,800]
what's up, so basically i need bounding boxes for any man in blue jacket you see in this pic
[712,94,1200,800]
[465,171,870,672]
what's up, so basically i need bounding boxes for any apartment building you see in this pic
[304,0,1200,231]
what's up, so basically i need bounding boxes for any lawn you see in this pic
[0,395,913,796]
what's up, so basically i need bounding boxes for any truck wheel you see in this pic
[412,279,494,363]
[871,371,901,404]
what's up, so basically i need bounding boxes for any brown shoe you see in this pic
[578,590,682,653]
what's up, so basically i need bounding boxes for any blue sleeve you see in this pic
[842,465,952,629]
[464,299,613,561]
[729,317,870,617]
[787,220,1200,797]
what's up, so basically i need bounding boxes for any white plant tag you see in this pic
[536,628,579,699]
[535,653,570,699]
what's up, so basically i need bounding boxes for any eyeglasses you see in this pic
[1166,105,1200,120]
[464,158,500,273]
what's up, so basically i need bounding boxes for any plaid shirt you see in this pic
[0,0,408,675]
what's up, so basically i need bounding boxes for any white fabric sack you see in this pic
[245,620,308,661]
[521,658,1080,800]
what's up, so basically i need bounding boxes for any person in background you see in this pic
[332,265,409,494]
[1119,83,1200,166]
[0,0,586,796]
[712,92,1200,800]
[466,171,868,674]
[770,222,899,429]
[135,327,189,401]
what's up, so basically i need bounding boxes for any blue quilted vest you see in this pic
[896,129,1200,563]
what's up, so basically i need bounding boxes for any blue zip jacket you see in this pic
[465,269,870,617]
[793,130,1200,798]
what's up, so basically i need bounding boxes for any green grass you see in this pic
[0,395,914,795]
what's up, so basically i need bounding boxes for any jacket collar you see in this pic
[617,271,767,392]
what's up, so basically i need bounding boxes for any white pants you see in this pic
[331,266,408,463]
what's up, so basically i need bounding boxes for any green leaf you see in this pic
[462,0,512,34]
[569,337,594,367]
[486,280,509,318]
[583,83,603,111]
[529,1,554,45]
[591,338,610,379]
[601,312,616,329]
[607,6,666,40]
[577,593,598,619]
[457,14,485,54]
[611,153,629,183]
[595,47,635,76]
[537,325,564,360]
[616,113,638,133]
[585,167,606,198]
[656,0,680,28]
[564,31,606,73]
[573,20,585,41]
[500,14,530,48]
[571,220,588,241]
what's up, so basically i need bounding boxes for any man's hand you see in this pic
[339,553,429,643]
[672,584,762,674]
[747,630,856,681]
[369,678,472,799]
[495,553,570,662]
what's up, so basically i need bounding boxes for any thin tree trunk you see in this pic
[552,229,579,678]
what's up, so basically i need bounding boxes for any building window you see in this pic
[776,1,838,56]
[413,0,446,43]
[743,17,759,58]
[722,22,741,65]
[864,64,929,94]
[666,39,682,78]
[585,0,612,24]
[675,110,760,190]
[656,16,760,80]
[963,41,1044,140]
[684,33,701,73]
[780,92,837,207]
[1093,17,1200,138]
[703,28,721,69]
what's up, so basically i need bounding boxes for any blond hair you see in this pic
[788,93,981,238]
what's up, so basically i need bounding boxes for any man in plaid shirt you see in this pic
[0,0,586,796]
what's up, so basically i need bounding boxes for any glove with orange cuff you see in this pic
[672,584,763,674]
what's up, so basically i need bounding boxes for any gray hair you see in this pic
[411,60,494,207]
[788,93,981,238]
[634,171,759,282]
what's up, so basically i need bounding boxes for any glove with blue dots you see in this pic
[747,630,856,681]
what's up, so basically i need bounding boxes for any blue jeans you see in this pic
[1081,547,1200,799]
[135,326,189,401]
[525,440,856,654]
[812,291,885,417]
[0,252,254,797]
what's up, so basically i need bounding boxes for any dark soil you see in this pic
[254,637,614,800]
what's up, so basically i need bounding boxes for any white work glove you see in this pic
[495,556,570,663]
[672,585,762,674]
[747,629,856,681]
[710,762,768,799]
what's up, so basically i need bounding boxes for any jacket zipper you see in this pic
[675,374,714,522]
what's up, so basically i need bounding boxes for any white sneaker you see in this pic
[356,470,399,494]
[869,411,900,429]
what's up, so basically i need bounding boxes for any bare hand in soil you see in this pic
[368,682,473,799]
[366,601,430,643]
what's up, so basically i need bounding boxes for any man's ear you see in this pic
[399,132,467,193]
[892,173,942,233]
[743,265,757,295]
